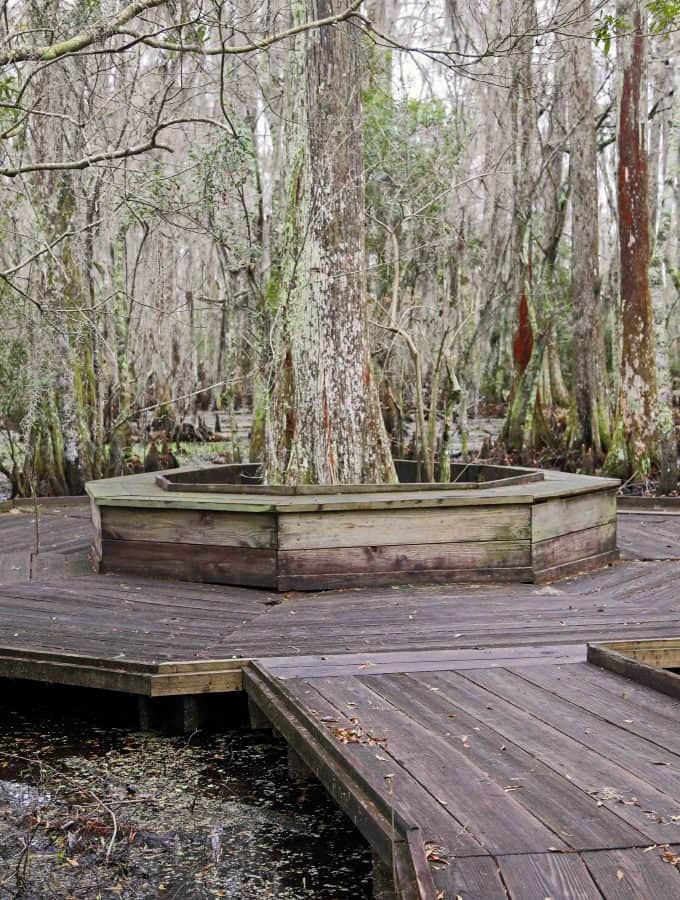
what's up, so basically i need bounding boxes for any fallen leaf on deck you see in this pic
[424,841,449,866]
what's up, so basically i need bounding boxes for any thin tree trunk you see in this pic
[650,40,679,493]
[569,0,610,457]
[606,0,657,477]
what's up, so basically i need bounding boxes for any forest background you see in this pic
[0,0,678,496]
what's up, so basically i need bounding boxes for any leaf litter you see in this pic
[0,700,371,898]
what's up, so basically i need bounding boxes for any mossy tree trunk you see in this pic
[569,0,611,458]
[266,0,396,485]
[605,0,658,478]
[502,0,543,455]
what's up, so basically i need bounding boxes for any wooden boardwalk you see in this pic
[246,649,680,899]
[0,503,92,584]
[3,505,680,897]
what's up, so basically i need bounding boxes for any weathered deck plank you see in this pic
[244,658,680,898]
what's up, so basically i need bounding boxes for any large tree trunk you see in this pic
[605,0,657,478]
[569,0,610,458]
[266,0,396,485]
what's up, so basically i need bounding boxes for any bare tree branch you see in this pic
[0,117,230,177]
[0,0,167,67]
[116,0,363,56]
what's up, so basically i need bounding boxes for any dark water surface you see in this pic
[0,686,372,899]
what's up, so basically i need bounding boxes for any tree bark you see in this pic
[605,0,658,477]
[649,38,679,493]
[266,0,396,485]
[569,0,610,457]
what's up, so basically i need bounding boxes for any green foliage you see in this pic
[363,85,460,296]
[0,338,29,478]
[593,14,627,54]
[0,338,27,430]
[647,0,680,32]
[595,1,680,53]
[190,132,255,199]
[364,86,457,214]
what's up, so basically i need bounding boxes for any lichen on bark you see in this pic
[265,0,396,486]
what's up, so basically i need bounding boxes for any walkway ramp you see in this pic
[245,647,680,899]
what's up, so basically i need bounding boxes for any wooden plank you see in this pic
[588,637,680,667]
[100,539,277,588]
[100,505,276,549]
[367,672,648,851]
[394,827,440,900]
[0,652,153,694]
[90,498,102,562]
[512,662,680,757]
[264,646,586,679]
[422,670,680,842]
[618,494,680,510]
[587,643,680,702]
[0,551,30,584]
[11,495,89,508]
[564,657,680,726]
[532,490,617,543]
[242,664,487,864]
[277,566,534,592]
[0,643,160,671]
[149,667,243,695]
[278,540,530,577]
[263,644,586,675]
[251,667,489,857]
[310,674,571,855]
[278,506,531,551]
[583,847,680,898]
[466,668,680,803]
[434,856,507,900]
[498,852,602,900]
[532,523,617,571]
[88,468,620,514]
[532,549,620,584]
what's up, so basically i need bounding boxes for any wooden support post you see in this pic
[178,695,202,732]
[287,747,315,783]
[372,851,397,900]
[137,695,155,731]
[248,696,271,730]
[137,695,206,733]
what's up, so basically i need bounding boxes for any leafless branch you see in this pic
[0,117,231,177]
[0,0,167,67]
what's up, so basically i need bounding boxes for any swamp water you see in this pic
[0,686,371,898]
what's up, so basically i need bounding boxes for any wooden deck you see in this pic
[246,649,680,899]
[3,504,680,897]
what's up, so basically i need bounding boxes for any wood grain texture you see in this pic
[588,643,680,701]
[276,565,535,591]
[498,852,603,900]
[532,549,619,584]
[583,847,680,898]
[100,505,277,549]
[532,490,617,542]
[100,539,277,588]
[278,540,530,575]
[434,856,508,900]
[532,522,617,570]
[278,505,531,550]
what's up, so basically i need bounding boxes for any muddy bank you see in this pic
[0,689,371,898]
